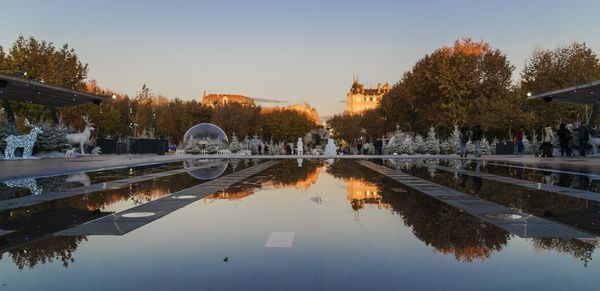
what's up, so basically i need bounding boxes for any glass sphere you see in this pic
[183,123,229,154]
[184,160,228,180]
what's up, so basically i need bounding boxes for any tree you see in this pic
[521,42,600,129]
[328,113,363,143]
[379,38,515,137]
[210,103,261,139]
[0,36,89,123]
[260,108,316,143]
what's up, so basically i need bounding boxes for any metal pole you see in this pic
[49,106,60,125]
[587,101,600,127]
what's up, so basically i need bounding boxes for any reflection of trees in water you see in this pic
[533,238,595,267]
[261,160,322,189]
[1,236,87,269]
[327,160,509,263]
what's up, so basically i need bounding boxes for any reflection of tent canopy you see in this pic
[527,81,600,126]
[0,73,112,125]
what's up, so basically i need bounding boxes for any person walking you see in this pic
[472,125,484,157]
[577,122,590,157]
[459,127,470,158]
[514,126,525,154]
[557,123,572,157]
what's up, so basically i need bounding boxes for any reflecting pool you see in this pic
[1,159,600,290]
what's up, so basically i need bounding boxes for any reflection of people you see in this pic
[472,161,483,192]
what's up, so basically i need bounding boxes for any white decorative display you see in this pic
[296,137,304,155]
[324,139,337,156]
[2,177,43,195]
[425,126,440,154]
[248,135,264,155]
[66,116,95,154]
[91,146,102,155]
[413,134,426,154]
[229,133,242,153]
[65,148,76,158]
[4,119,43,159]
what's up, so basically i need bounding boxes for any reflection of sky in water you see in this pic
[1,160,600,290]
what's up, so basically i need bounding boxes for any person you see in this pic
[577,122,590,157]
[285,144,292,155]
[514,126,524,154]
[459,127,469,157]
[542,126,555,157]
[258,144,262,155]
[357,143,363,155]
[556,123,572,157]
[472,125,483,157]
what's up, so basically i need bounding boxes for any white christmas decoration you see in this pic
[447,124,461,154]
[248,135,264,155]
[66,116,94,154]
[425,126,440,155]
[4,119,43,159]
[229,133,242,153]
[296,137,304,155]
[65,148,76,158]
[91,146,102,155]
[413,134,426,154]
[324,138,337,155]
[2,177,43,195]
[399,135,414,154]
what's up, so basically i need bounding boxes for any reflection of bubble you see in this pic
[183,123,229,154]
[184,160,228,180]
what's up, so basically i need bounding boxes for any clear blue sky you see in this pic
[1,0,599,116]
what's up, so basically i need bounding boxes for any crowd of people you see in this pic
[458,122,595,158]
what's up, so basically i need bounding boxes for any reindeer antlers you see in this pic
[82,115,94,126]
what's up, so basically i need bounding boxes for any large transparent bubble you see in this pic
[183,123,229,154]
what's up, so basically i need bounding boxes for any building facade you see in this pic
[346,78,390,114]
[201,92,255,107]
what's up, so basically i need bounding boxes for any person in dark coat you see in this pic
[577,122,590,157]
[556,123,572,157]
[472,125,484,157]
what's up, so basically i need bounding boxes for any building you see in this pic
[346,77,390,114]
[201,91,255,107]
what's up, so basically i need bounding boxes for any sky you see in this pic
[1,0,600,116]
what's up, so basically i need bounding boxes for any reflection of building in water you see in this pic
[346,178,389,211]
[203,189,255,201]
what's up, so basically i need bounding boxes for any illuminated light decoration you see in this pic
[526,92,532,97]
[112,94,117,99]
[4,119,43,159]
[1,178,43,195]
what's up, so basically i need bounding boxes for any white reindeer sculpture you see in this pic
[66,116,94,154]
[4,119,43,159]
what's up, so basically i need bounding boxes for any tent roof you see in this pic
[0,73,112,107]
[527,81,600,105]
